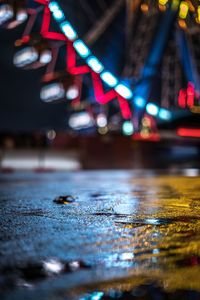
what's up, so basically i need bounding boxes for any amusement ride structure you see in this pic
[1,0,200,139]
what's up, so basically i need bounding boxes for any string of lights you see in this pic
[1,0,200,136]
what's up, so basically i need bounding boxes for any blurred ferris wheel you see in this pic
[1,0,200,136]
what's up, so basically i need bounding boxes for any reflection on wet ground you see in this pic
[0,171,200,299]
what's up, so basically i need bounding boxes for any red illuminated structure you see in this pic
[19,0,132,120]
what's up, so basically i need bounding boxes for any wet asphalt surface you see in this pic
[0,171,200,300]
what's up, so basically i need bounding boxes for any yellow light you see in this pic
[172,0,179,10]
[159,0,168,5]
[98,126,108,135]
[187,1,195,13]
[197,6,200,23]
[141,3,149,13]
[179,1,189,19]
[178,18,187,29]
[190,106,200,114]
[159,4,167,11]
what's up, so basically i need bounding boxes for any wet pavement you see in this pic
[0,171,200,300]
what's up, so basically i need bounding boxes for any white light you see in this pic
[73,40,91,58]
[40,83,65,102]
[100,71,118,87]
[16,10,28,22]
[13,47,38,68]
[47,130,56,140]
[183,169,199,177]
[120,252,134,260]
[115,84,133,99]
[146,103,159,116]
[135,96,146,107]
[69,112,94,130]
[53,9,64,21]
[122,121,134,136]
[152,249,159,254]
[43,259,64,274]
[40,50,52,64]
[159,108,172,120]
[66,85,79,100]
[146,218,159,225]
[96,113,107,128]
[61,21,77,40]
[0,5,13,25]
[87,56,104,73]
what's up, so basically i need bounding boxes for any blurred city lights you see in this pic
[100,71,118,87]
[0,4,13,26]
[69,112,94,130]
[66,85,79,100]
[179,1,189,19]
[73,40,91,58]
[39,50,52,64]
[16,10,28,23]
[134,96,146,108]
[47,130,56,140]
[115,84,133,99]
[146,103,159,116]
[13,47,38,68]
[61,21,77,40]
[159,0,168,5]
[96,113,107,128]
[40,83,65,102]
[159,108,172,120]
[86,56,104,73]
[177,128,200,138]
[49,1,64,21]
[122,120,134,136]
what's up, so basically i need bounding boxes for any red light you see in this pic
[187,82,195,107]
[133,133,160,142]
[178,89,186,108]
[177,128,200,138]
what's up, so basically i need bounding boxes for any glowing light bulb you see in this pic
[96,114,107,128]
[61,21,77,40]
[179,1,189,19]
[40,83,65,102]
[40,50,52,64]
[146,103,159,116]
[13,47,38,68]
[100,71,118,87]
[66,86,79,100]
[122,121,134,136]
[115,84,133,99]
[87,56,104,73]
[73,40,91,58]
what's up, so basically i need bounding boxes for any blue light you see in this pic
[73,39,91,58]
[49,1,64,22]
[146,103,159,116]
[86,56,104,73]
[80,292,104,300]
[134,96,146,107]
[100,71,118,87]
[61,21,77,40]
[115,84,133,99]
[49,1,59,12]
[53,9,64,21]
[122,121,134,136]
[159,108,172,120]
